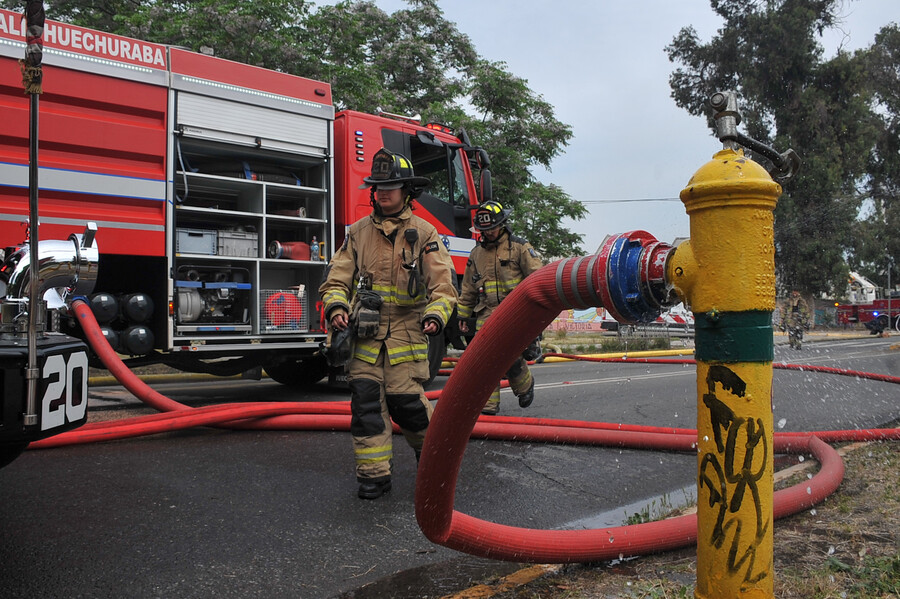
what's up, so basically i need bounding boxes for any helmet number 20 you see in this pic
[40,351,89,431]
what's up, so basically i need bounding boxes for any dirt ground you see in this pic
[457,439,899,599]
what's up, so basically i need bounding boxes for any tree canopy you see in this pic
[855,24,900,290]
[6,0,585,258]
[7,1,895,289]
[667,0,899,299]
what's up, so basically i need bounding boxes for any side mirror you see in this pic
[476,148,491,169]
[416,130,444,147]
[479,169,492,204]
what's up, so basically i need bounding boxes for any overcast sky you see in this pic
[327,0,898,254]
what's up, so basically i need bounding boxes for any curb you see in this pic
[540,348,694,363]
[88,372,245,387]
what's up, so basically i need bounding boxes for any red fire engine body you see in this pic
[0,9,486,387]
[836,299,900,332]
[833,271,899,333]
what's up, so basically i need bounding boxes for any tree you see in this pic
[294,1,583,257]
[852,25,900,291]
[2,1,310,68]
[666,0,889,299]
[435,58,582,253]
[14,0,585,257]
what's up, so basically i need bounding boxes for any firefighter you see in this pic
[457,200,543,414]
[781,289,811,349]
[319,148,457,500]
[782,289,810,327]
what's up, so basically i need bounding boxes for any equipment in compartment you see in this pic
[261,287,308,332]
[189,159,303,186]
[218,229,258,257]
[175,228,258,257]
[268,240,311,260]
[176,265,251,326]
[176,228,217,255]
[273,207,307,217]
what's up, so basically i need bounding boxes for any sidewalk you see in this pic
[773,328,880,345]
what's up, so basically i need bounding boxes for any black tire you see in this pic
[425,335,447,389]
[264,355,328,388]
[0,442,28,469]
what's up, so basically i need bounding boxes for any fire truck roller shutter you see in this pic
[175,93,330,155]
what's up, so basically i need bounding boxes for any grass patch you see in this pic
[481,441,899,599]
[550,334,673,355]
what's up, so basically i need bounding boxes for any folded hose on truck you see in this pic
[28,300,900,565]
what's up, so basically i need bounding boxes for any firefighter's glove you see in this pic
[522,335,543,362]
[353,289,383,339]
[323,325,353,367]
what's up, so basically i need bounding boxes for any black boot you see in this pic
[517,379,535,408]
[358,478,392,500]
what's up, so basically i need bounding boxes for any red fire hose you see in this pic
[413,257,900,563]
[28,297,899,565]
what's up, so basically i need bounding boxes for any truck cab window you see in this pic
[382,129,474,238]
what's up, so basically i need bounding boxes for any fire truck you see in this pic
[0,8,488,394]
[835,271,900,334]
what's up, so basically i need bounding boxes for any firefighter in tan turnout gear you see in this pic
[457,201,543,415]
[781,289,811,350]
[319,148,457,500]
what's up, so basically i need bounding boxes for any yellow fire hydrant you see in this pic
[667,111,787,595]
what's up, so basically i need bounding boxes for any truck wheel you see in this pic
[0,442,28,469]
[425,335,447,389]
[264,355,328,388]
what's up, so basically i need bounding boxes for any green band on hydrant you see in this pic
[694,310,773,362]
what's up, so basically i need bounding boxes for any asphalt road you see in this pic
[0,336,896,598]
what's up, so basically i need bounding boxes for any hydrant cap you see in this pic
[680,149,781,212]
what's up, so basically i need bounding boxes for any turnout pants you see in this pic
[347,345,432,482]
[483,356,532,413]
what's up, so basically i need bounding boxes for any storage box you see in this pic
[218,229,259,257]
[261,288,308,333]
[176,228,217,255]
